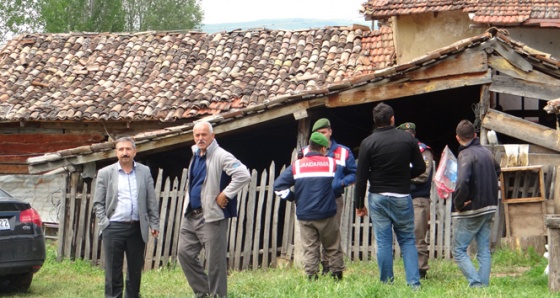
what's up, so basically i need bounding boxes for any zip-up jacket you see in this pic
[302,139,357,197]
[274,152,337,221]
[452,138,501,218]
[183,139,251,223]
[410,141,434,199]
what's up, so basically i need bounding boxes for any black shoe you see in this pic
[331,271,343,281]
[419,269,427,279]
[308,274,318,281]
[321,261,330,275]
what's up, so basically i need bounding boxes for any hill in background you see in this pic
[202,18,372,33]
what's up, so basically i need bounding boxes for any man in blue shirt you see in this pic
[178,121,250,298]
[93,137,160,298]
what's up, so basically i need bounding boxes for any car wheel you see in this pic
[0,272,33,293]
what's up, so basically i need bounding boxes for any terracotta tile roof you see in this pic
[361,0,560,26]
[360,26,395,71]
[360,0,466,19]
[467,0,533,25]
[0,26,394,123]
[27,28,560,171]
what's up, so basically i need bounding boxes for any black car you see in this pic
[0,188,46,292]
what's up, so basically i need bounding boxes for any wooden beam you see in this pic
[530,154,560,166]
[490,74,560,100]
[479,84,491,145]
[297,119,310,152]
[0,133,105,154]
[409,51,488,81]
[482,109,560,152]
[545,214,560,292]
[547,214,560,229]
[492,41,533,72]
[555,166,560,213]
[326,70,492,107]
[28,102,311,173]
[488,56,560,87]
[0,164,30,174]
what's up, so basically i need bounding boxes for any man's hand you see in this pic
[456,200,472,212]
[151,229,159,238]
[216,192,229,209]
[356,207,368,217]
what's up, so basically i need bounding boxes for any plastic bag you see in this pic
[433,145,457,199]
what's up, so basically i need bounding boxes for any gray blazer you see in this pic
[93,162,160,243]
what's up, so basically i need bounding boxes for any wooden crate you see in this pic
[500,165,546,239]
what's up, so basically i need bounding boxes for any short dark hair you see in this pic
[308,141,324,152]
[456,120,475,141]
[115,136,136,149]
[373,103,394,126]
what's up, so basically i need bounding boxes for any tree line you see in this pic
[0,0,204,44]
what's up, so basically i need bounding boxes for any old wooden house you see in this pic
[359,0,560,253]
[1,0,560,269]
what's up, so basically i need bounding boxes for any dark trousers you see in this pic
[102,222,145,298]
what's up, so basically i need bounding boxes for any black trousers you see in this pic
[102,222,145,298]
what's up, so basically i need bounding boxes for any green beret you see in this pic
[309,132,329,148]
[397,122,416,131]
[312,118,331,132]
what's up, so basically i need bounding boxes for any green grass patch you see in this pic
[2,241,556,297]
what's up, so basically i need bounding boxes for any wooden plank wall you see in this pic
[56,161,457,270]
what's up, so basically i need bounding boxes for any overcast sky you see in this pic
[200,0,367,24]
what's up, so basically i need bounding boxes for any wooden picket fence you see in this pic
[55,161,456,271]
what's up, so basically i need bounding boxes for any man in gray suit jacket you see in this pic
[93,137,160,298]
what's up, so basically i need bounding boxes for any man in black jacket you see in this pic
[354,103,426,289]
[452,120,501,288]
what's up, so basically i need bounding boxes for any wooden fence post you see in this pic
[61,163,458,271]
[545,215,560,292]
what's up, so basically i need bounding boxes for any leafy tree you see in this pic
[141,0,203,31]
[42,0,203,33]
[41,0,125,33]
[0,0,203,44]
[0,0,43,44]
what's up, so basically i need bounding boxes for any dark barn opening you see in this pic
[129,85,484,180]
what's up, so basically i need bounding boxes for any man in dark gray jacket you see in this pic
[452,120,501,288]
[93,136,160,298]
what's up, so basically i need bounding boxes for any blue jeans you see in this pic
[368,193,420,286]
[452,212,494,287]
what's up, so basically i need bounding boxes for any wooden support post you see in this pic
[293,118,310,268]
[296,118,310,151]
[479,84,491,145]
[545,215,560,292]
[555,166,560,213]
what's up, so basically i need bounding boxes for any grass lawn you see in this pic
[3,241,555,297]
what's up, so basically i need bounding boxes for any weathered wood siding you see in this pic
[56,161,458,270]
